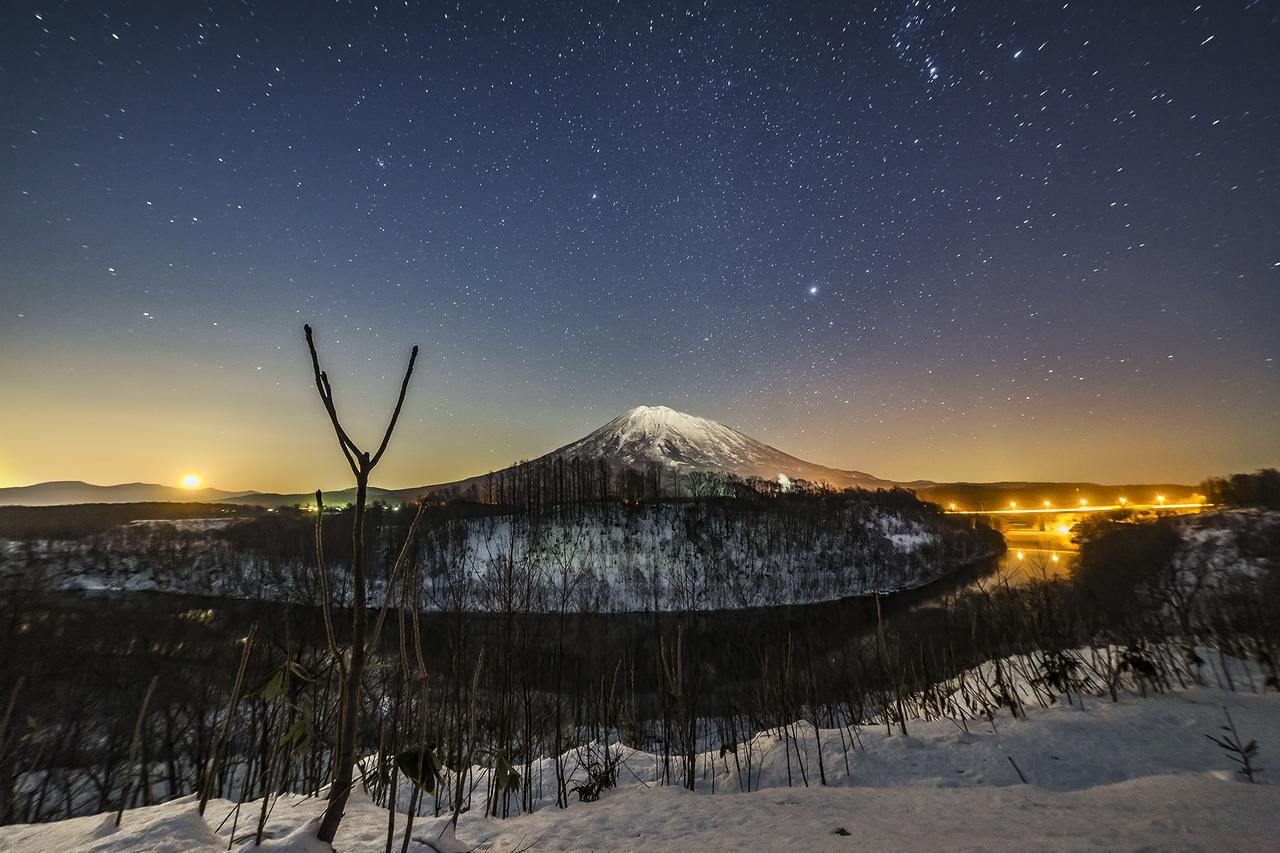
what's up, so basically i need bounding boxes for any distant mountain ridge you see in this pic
[0,406,1196,507]
[0,481,254,507]
[0,481,400,509]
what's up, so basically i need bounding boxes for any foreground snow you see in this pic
[5,774,1272,852]
[4,684,1276,851]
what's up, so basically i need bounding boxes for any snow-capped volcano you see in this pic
[549,405,887,489]
[0,407,888,506]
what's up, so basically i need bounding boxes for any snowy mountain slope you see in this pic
[550,405,886,488]
[396,406,891,502]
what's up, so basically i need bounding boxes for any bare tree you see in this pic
[303,324,418,845]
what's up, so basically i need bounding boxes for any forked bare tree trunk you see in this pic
[304,324,418,845]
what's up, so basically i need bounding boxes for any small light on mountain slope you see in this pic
[180,474,202,489]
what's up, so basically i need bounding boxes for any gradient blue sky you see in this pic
[1,1,1276,491]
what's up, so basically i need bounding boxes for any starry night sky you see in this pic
[1,1,1277,491]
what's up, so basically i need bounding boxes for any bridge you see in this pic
[945,501,1208,516]
[945,499,1211,578]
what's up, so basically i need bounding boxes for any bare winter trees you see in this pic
[303,324,419,845]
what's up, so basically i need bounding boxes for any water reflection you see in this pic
[999,525,1078,582]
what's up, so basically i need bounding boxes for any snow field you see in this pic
[5,648,1277,851]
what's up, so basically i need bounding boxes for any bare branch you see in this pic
[370,344,419,468]
[304,324,361,476]
[313,490,343,669]
[302,321,421,845]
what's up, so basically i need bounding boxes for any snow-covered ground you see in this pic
[1175,508,1279,584]
[6,772,1275,852]
[5,667,1276,851]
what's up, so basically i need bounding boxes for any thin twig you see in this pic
[367,500,429,655]
[303,324,361,476]
[314,491,343,669]
[371,345,420,467]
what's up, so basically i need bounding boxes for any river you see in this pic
[999,525,1079,582]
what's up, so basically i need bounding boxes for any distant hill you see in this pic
[0,481,255,507]
[0,481,406,509]
[212,487,399,508]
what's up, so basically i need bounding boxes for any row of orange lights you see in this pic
[947,495,1167,511]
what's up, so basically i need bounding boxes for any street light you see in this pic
[1043,500,1051,508]
[1079,498,1088,507]
[1010,501,1018,509]
[1156,495,1166,505]
[1118,497,1128,506]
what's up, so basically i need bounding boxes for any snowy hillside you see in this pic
[418,501,995,611]
[1,498,1000,611]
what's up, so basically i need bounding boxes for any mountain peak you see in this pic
[603,405,738,448]
[620,404,687,421]
[544,405,887,489]
[617,404,704,429]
